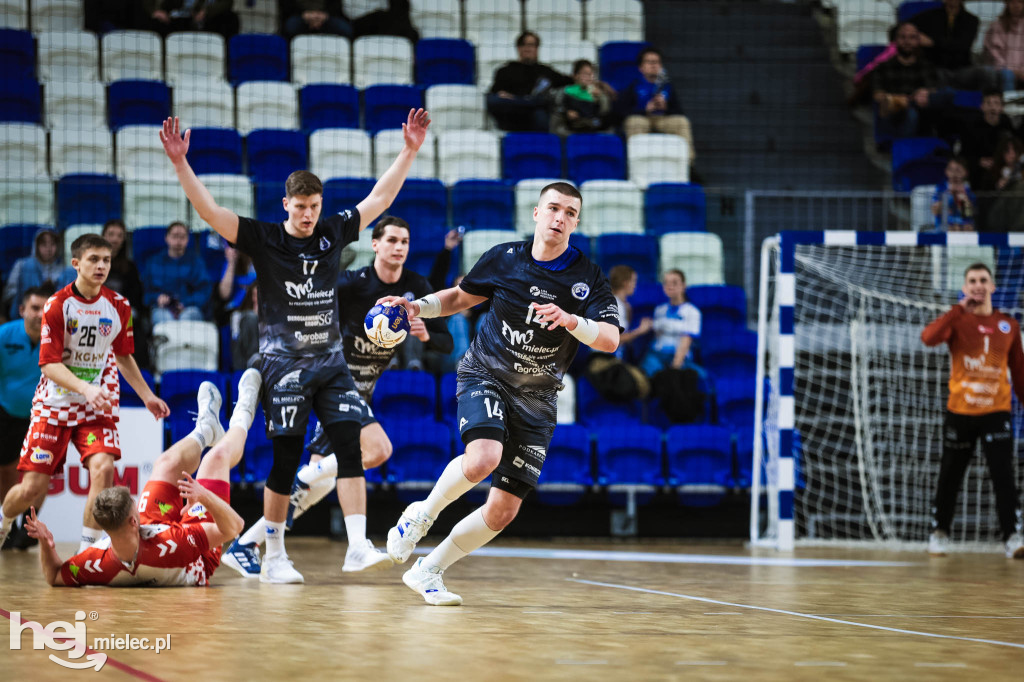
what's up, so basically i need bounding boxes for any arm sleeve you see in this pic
[428,248,453,291]
[59,547,111,587]
[544,65,574,88]
[111,298,135,356]
[921,305,963,346]
[38,296,65,365]
[233,216,264,258]
[582,272,624,332]
[323,208,362,247]
[490,63,513,93]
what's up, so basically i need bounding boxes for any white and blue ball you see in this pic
[364,303,410,348]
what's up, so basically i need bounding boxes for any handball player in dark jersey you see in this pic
[160,110,431,583]
[378,182,622,605]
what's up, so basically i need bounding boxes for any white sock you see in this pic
[229,402,256,431]
[187,421,216,450]
[297,454,338,485]
[0,509,12,534]
[344,514,367,547]
[423,509,499,572]
[265,521,286,558]
[423,455,477,519]
[80,526,103,552]
[240,518,266,547]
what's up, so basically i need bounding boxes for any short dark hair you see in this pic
[373,216,410,240]
[285,170,323,198]
[608,265,636,290]
[982,87,1004,101]
[516,31,540,48]
[102,218,125,233]
[92,486,135,532]
[70,234,112,260]
[964,262,993,279]
[22,284,54,303]
[637,47,663,66]
[539,182,582,208]
[947,155,970,173]
[166,220,189,235]
[572,59,594,76]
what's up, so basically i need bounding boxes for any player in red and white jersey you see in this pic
[24,369,262,587]
[0,234,169,554]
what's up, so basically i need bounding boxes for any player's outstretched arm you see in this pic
[531,302,620,353]
[24,507,67,586]
[178,471,244,547]
[160,117,240,243]
[356,108,431,231]
[378,284,486,319]
[116,354,170,419]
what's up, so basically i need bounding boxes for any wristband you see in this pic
[568,315,600,345]
[413,294,441,318]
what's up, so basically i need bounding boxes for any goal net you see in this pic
[753,231,1024,550]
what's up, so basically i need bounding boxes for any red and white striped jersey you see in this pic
[60,523,214,587]
[34,284,134,426]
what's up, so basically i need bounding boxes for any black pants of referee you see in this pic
[933,411,1023,541]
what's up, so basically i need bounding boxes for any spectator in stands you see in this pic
[639,269,701,378]
[102,219,152,371]
[428,227,462,292]
[617,47,696,165]
[350,0,419,43]
[487,31,573,132]
[982,135,1024,230]
[872,22,951,138]
[932,156,977,231]
[961,89,1018,185]
[911,0,979,73]
[983,0,1024,91]
[85,0,134,33]
[143,221,212,326]
[282,0,353,39]
[550,59,616,136]
[608,265,652,359]
[2,227,75,321]
[849,26,899,107]
[216,244,256,321]
[138,0,239,38]
[231,282,260,371]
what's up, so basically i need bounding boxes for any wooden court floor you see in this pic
[2,537,1022,681]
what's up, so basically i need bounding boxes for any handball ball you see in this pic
[364,303,410,348]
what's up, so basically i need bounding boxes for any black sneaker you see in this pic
[11,517,38,550]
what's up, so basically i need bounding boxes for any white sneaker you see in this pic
[342,538,394,573]
[231,368,262,430]
[195,381,225,449]
[402,558,462,606]
[259,554,304,584]
[387,502,434,564]
[1006,532,1024,559]
[928,530,949,556]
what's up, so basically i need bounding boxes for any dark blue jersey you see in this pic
[458,241,621,391]
[338,265,453,399]
[234,209,361,357]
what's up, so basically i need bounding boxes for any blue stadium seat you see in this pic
[363,85,424,135]
[386,419,453,484]
[891,137,950,192]
[300,84,360,132]
[599,41,650,93]
[130,226,168,272]
[734,426,806,489]
[715,376,757,430]
[107,80,171,130]
[415,38,475,86]
[0,78,40,123]
[686,284,747,336]
[665,424,733,486]
[371,370,438,421]
[119,369,155,409]
[439,371,458,424]
[644,183,706,233]
[406,223,449,274]
[536,423,593,505]
[856,44,887,73]
[502,133,563,182]
[186,128,243,175]
[630,280,663,320]
[953,89,983,109]
[247,130,308,182]
[897,1,941,22]
[387,178,448,228]
[451,179,514,231]
[576,375,643,426]
[254,181,288,222]
[0,29,35,79]
[229,33,289,84]
[594,424,664,486]
[56,174,122,229]
[569,233,591,260]
[703,332,757,383]
[197,230,228,282]
[322,177,375,216]
[160,370,229,419]
[595,233,658,278]
[566,134,626,184]
[0,224,44,276]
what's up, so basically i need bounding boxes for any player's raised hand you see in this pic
[376,295,419,318]
[24,507,54,549]
[146,395,170,420]
[159,116,190,163]
[530,302,574,331]
[177,471,208,508]
[402,108,431,152]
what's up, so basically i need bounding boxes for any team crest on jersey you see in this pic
[320,236,331,251]
[67,317,78,335]
[998,321,1011,333]
[98,318,113,336]
[571,282,590,300]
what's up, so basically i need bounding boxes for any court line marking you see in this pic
[568,579,1024,650]
[421,546,918,568]
[555,660,608,665]
[795,661,847,667]
[676,661,729,666]
[915,662,968,667]
[1,606,167,682]
[818,615,1024,619]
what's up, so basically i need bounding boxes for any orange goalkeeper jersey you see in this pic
[921,305,1024,415]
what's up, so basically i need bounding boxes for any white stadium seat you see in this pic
[123,181,189,228]
[0,179,54,225]
[62,223,103,254]
[556,373,576,424]
[31,0,82,31]
[972,2,1005,53]
[540,40,597,79]
[0,122,48,179]
[236,0,278,34]
[424,84,485,132]
[586,0,645,43]
[353,35,413,88]
[310,128,372,180]
[0,0,28,30]
[194,174,253,226]
[44,80,106,130]
[50,129,115,177]
[462,228,518,273]
[116,125,176,181]
[659,231,725,285]
[836,0,894,53]
[515,178,565,237]
[437,129,501,184]
[373,129,436,178]
[464,0,522,45]
[101,30,163,83]
[38,31,99,82]
[152,320,219,373]
[291,34,352,85]
[346,227,376,270]
[410,0,462,38]
[165,32,226,85]
[172,79,235,128]
[524,0,583,43]
[910,184,936,232]
[577,180,643,236]
[628,133,690,188]
[236,81,298,134]
[476,43,517,90]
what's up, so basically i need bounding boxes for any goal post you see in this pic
[753,230,1024,551]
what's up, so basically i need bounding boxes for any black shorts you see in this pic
[456,373,557,499]
[260,352,364,439]
[306,400,378,455]
[0,407,30,466]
